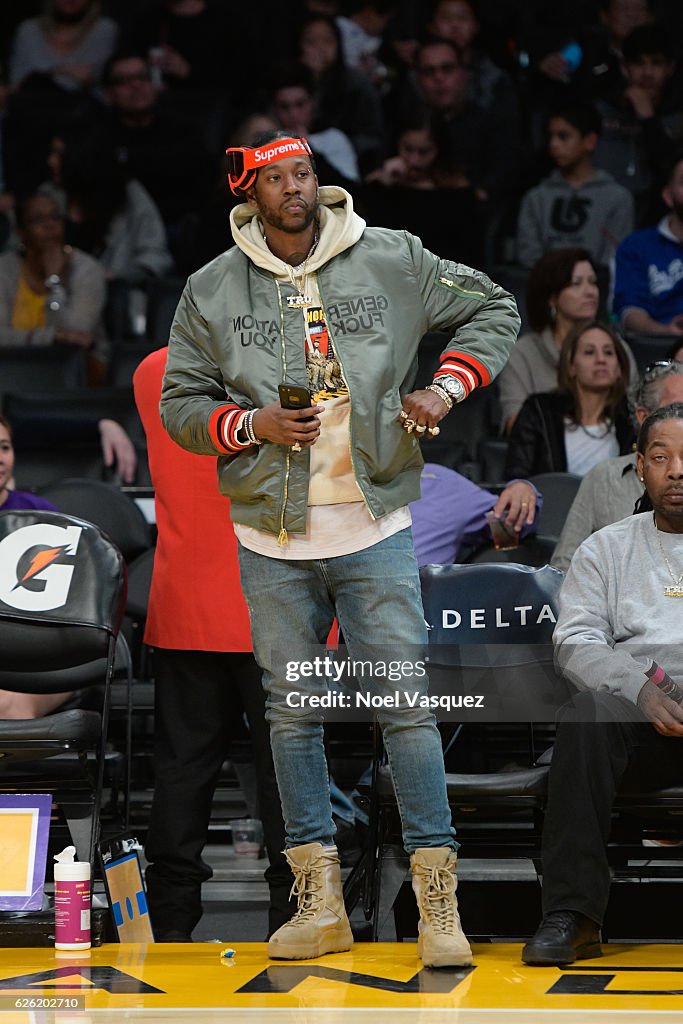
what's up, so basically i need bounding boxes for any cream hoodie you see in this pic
[230,186,365,277]
[230,187,366,506]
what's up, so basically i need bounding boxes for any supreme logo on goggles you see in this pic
[226,137,314,195]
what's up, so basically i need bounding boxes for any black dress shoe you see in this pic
[522,910,602,965]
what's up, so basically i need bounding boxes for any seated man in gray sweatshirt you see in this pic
[516,101,634,273]
[523,402,683,966]
[552,359,683,571]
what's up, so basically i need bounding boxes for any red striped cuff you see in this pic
[208,404,251,453]
[436,351,491,395]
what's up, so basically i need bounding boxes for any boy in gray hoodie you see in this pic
[517,101,634,271]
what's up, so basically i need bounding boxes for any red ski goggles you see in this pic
[225,137,314,195]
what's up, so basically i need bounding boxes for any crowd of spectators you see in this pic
[1,0,682,516]
[2,0,683,424]
[2,1,683,955]
[1,1,682,304]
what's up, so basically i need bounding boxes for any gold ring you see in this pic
[427,425,440,437]
[399,410,408,421]
[291,441,302,453]
[415,424,427,434]
[404,418,416,433]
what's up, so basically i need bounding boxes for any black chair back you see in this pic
[0,347,86,396]
[420,562,567,722]
[624,332,675,373]
[465,534,556,567]
[37,479,151,564]
[0,510,127,674]
[529,472,582,542]
[421,561,564,648]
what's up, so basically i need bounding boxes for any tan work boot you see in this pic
[410,847,473,967]
[267,843,353,960]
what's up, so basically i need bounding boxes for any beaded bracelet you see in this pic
[244,409,263,446]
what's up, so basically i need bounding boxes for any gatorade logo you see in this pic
[0,523,82,612]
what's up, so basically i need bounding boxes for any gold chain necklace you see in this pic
[285,231,319,309]
[262,223,319,309]
[654,513,683,597]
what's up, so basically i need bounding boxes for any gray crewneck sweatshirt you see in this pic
[554,512,683,704]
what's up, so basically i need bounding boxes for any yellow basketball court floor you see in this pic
[2,942,683,1024]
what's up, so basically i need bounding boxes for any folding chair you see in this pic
[0,346,86,397]
[3,388,146,489]
[624,332,675,373]
[528,472,582,544]
[0,509,127,866]
[465,535,556,567]
[345,561,565,940]
[145,277,185,344]
[38,479,152,564]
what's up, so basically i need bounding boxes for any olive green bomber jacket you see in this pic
[160,227,520,538]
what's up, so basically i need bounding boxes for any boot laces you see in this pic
[288,863,324,922]
[419,863,457,933]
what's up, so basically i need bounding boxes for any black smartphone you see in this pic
[278,384,313,420]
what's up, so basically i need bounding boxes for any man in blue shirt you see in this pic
[614,152,683,337]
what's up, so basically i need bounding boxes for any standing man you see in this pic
[160,130,519,965]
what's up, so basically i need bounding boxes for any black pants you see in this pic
[144,649,293,938]
[542,689,683,925]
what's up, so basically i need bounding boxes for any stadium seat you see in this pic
[528,472,582,543]
[0,346,86,397]
[38,479,152,564]
[0,509,127,865]
[345,561,565,939]
[624,332,676,373]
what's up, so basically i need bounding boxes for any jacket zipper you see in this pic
[438,274,486,301]
[316,272,376,521]
[275,280,291,544]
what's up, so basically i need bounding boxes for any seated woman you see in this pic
[296,13,385,172]
[43,126,173,286]
[0,415,57,514]
[497,248,638,433]
[0,413,71,719]
[8,0,118,92]
[0,191,109,382]
[504,320,635,480]
[366,118,470,190]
